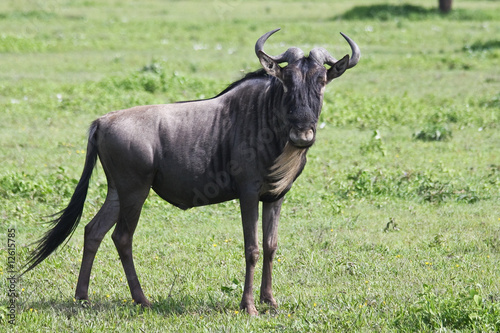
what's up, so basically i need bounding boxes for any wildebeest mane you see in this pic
[214,69,271,98]
[174,69,272,104]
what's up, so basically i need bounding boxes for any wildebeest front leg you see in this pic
[260,198,283,308]
[239,192,260,315]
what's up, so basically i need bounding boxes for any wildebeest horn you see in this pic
[309,32,360,69]
[255,28,304,64]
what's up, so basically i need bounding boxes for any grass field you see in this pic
[1,0,499,331]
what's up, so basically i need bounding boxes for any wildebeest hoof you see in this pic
[241,302,259,316]
[75,297,91,308]
[133,299,152,308]
[260,296,278,308]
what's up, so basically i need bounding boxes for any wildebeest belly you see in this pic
[151,168,238,209]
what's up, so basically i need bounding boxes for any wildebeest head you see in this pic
[255,28,360,148]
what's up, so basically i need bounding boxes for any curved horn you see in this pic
[255,28,280,57]
[309,33,360,69]
[340,32,360,69]
[255,28,304,64]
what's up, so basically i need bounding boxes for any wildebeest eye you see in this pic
[317,76,326,85]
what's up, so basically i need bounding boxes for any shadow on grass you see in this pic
[336,4,434,21]
[19,294,241,317]
[0,10,59,20]
[334,4,497,21]
[464,40,500,52]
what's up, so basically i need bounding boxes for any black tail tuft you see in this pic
[20,121,99,276]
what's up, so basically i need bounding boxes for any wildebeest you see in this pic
[22,29,360,315]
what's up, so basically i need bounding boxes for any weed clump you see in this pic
[413,124,452,142]
[335,168,482,204]
[360,130,386,156]
[395,284,500,331]
[0,168,76,202]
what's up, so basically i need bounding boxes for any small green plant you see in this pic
[0,305,7,323]
[383,218,399,232]
[463,40,500,53]
[141,60,164,75]
[428,234,445,248]
[413,124,452,141]
[220,278,242,295]
[415,174,453,202]
[481,93,500,109]
[344,169,381,197]
[360,130,386,156]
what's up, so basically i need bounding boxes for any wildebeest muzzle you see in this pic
[289,127,315,148]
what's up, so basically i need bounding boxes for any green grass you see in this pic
[1,0,499,331]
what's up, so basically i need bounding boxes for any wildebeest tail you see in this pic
[20,121,99,276]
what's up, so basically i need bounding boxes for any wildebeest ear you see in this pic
[258,51,283,80]
[327,55,349,82]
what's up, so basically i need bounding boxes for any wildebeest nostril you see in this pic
[304,129,314,142]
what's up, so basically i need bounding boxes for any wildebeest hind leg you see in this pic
[111,186,151,307]
[75,187,120,302]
